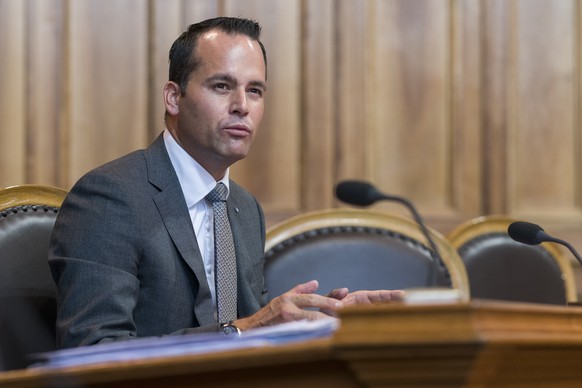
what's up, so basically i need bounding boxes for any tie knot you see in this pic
[206,182,228,203]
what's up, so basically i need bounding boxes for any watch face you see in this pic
[221,323,240,336]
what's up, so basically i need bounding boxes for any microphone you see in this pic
[335,180,450,287]
[508,221,582,266]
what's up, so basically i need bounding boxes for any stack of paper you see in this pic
[30,318,339,369]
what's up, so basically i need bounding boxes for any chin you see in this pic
[222,151,249,165]
[227,145,252,159]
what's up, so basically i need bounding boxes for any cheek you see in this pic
[252,102,265,123]
[183,99,218,125]
[197,96,228,121]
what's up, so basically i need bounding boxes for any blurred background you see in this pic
[1,0,581,283]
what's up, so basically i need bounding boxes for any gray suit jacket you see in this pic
[49,134,267,348]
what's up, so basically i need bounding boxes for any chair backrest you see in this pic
[447,215,577,305]
[0,184,67,371]
[264,208,469,302]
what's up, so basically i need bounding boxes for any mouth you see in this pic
[222,124,252,137]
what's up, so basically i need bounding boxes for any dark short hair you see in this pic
[168,17,267,94]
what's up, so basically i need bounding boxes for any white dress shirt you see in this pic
[163,129,230,319]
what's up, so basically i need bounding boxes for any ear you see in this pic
[163,81,181,116]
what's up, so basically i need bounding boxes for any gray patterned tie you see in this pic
[206,183,238,323]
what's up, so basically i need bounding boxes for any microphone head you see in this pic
[507,221,545,245]
[335,180,383,206]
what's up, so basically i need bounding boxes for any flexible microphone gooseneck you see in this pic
[335,180,451,287]
[508,221,582,266]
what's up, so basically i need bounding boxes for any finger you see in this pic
[327,287,349,300]
[299,309,337,321]
[319,307,339,317]
[272,295,338,322]
[370,289,406,302]
[291,293,342,311]
[336,289,406,308]
[290,280,319,295]
[389,290,406,300]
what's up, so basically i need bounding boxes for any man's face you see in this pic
[166,30,267,179]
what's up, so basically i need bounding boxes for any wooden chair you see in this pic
[0,184,67,370]
[264,208,469,302]
[447,215,577,305]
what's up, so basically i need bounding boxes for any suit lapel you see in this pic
[145,135,215,326]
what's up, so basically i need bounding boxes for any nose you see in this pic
[230,89,249,116]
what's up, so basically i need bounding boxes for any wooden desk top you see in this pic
[2,300,582,387]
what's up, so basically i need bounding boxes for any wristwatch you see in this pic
[219,321,241,337]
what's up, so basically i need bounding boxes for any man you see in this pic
[49,17,403,349]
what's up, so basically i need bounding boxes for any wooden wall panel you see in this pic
[183,0,220,21]
[148,0,221,140]
[0,0,26,188]
[449,0,483,226]
[0,0,581,254]
[27,0,65,186]
[67,0,149,182]
[482,0,582,256]
[482,0,510,214]
[509,0,579,219]
[478,0,582,250]
[332,0,482,231]
[302,0,336,212]
[226,0,302,215]
[364,1,454,219]
[336,0,370,182]
[149,0,183,141]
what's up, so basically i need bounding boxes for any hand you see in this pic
[321,288,405,315]
[234,280,341,331]
[335,289,405,308]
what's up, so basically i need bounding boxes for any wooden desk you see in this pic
[2,300,582,387]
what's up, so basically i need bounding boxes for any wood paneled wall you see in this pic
[1,0,582,254]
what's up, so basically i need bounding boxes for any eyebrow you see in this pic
[206,73,267,91]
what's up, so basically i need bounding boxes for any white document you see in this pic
[30,318,339,369]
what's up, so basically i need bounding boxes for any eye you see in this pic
[248,88,264,97]
[213,83,230,91]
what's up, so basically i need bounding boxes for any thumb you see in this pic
[327,287,349,300]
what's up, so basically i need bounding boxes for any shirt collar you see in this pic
[163,129,230,208]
